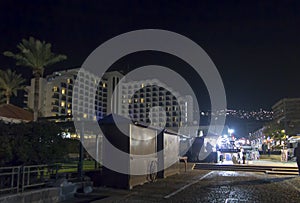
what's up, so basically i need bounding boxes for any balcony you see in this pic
[51,107,59,113]
[52,93,59,99]
[61,82,67,88]
[51,100,59,106]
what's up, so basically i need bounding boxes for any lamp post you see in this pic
[228,128,234,137]
[228,128,235,147]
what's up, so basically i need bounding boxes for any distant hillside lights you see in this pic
[199,109,273,121]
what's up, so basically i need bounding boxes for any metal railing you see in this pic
[0,164,59,195]
[21,164,59,192]
[0,166,21,194]
[0,162,97,195]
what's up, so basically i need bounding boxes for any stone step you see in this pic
[265,170,299,175]
[271,168,299,172]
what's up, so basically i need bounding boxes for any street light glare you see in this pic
[228,129,234,134]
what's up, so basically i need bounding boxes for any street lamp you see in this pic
[228,128,234,141]
[228,128,234,135]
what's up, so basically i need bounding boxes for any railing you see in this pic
[0,166,21,194]
[21,164,59,192]
[0,162,97,195]
[0,164,59,195]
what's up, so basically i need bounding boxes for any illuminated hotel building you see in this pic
[25,68,194,128]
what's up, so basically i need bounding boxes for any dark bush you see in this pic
[0,121,68,166]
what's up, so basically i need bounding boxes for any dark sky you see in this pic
[1,0,300,110]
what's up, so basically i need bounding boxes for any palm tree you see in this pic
[3,37,67,121]
[0,69,25,104]
[0,93,5,104]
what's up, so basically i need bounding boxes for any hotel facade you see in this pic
[25,68,194,129]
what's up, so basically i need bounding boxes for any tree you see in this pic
[0,93,5,104]
[3,37,67,120]
[0,69,25,104]
[0,121,68,166]
[263,122,286,144]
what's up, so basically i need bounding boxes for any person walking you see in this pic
[294,141,300,176]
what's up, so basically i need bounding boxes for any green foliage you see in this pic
[0,121,69,166]
[0,93,5,104]
[64,138,80,154]
[0,69,25,104]
[3,37,67,76]
[263,122,286,141]
[3,37,67,120]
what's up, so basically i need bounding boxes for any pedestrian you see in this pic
[242,152,246,164]
[294,141,300,176]
[262,143,266,154]
[220,154,224,163]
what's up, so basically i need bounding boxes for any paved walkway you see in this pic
[219,159,298,167]
[63,162,300,202]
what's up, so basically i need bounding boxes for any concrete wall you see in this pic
[0,188,60,203]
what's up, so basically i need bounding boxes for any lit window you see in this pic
[67,78,71,84]
[53,86,58,92]
[67,109,71,114]
[141,98,144,103]
[83,113,87,118]
[141,83,145,88]
[61,88,66,94]
[67,103,71,108]
[128,99,132,104]
[102,83,106,88]
[61,101,65,107]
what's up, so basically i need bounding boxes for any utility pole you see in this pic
[78,121,84,180]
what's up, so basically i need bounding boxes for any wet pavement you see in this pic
[84,163,300,203]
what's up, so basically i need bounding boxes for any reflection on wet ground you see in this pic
[79,167,300,203]
[186,171,300,203]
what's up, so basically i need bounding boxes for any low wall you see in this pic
[0,188,60,203]
[0,180,92,203]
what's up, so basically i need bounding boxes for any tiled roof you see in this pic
[0,104,33,121]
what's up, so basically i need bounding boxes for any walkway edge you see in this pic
[164,171,213,199]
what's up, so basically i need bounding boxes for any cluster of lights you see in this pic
[200,109,273,121]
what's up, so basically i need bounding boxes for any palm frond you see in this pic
[0,93,5,104]
[3,37,67,75]
[0,69,26,103]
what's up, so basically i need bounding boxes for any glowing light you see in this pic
[53,86,58,92]
[228,129,234,134]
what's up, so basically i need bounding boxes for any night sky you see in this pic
[1,0,300,110]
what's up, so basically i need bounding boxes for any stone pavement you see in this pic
[63,162,300,203]
[250,159,298,167]
[220,159,298,168]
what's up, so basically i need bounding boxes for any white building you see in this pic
[119,79,194,129]
[25,68,115,121]
[25,68,194,128]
